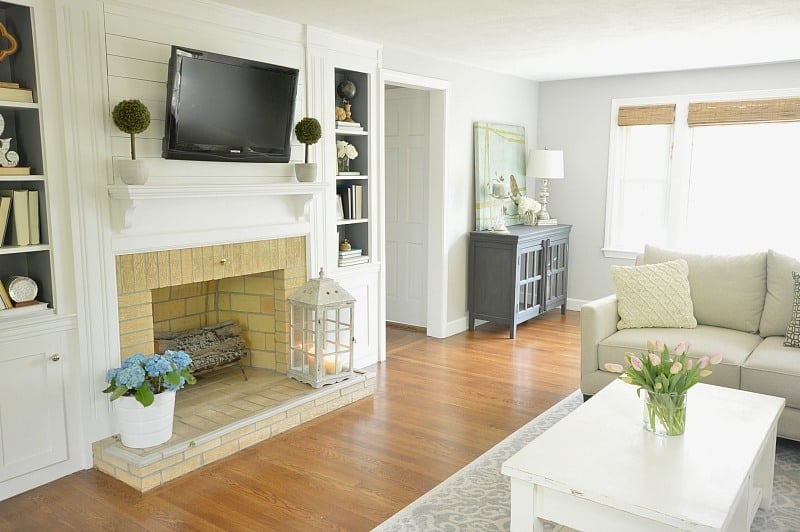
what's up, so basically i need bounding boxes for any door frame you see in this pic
[379,69,449,338]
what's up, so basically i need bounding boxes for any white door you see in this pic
[385,88,429,327]
[0,333,69,485]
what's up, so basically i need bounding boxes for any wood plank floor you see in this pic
[0,310,580,531]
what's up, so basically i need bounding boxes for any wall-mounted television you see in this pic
[163,46,299,163]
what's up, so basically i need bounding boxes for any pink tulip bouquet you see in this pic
[604,340,722,435]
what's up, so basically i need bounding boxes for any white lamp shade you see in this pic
[527,149,564,180]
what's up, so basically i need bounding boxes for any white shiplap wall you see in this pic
[103,4,307,184]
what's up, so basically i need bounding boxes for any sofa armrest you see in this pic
[580,295,619,378]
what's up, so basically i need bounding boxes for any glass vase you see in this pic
[642,390,687,436]
[337,157,350,174]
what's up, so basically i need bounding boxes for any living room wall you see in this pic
[382,47,539,333]
[537,61,800,305]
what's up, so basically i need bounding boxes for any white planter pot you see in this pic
[117,159,149,185]
[114,390,176,448]
[294,163,317,182]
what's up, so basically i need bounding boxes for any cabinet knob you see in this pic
[51,354,61,362]
[220,258,228,264]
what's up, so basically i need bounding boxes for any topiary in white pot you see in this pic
[112,99,151,185]
[294,117,322,182]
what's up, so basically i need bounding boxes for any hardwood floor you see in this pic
[0,310,580,531]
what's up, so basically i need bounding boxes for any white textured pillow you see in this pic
[611,259,698,330]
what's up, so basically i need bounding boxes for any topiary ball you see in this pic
[294,117,322,145]
[112,99,151,135]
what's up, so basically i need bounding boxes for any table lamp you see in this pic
[526,149,564,225]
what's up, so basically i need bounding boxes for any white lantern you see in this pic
[287,269,355,388]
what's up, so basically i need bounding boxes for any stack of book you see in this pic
[0,188,40,246]
[0,81,33,103]
[338,247,369,267]
[336,184,363,220]
[336,120,364,133]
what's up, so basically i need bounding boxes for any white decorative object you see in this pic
[287,268,355,388]
[116,159,148,185]
[526,149,564,225]
[114,390,176,448]
[294,162,317,182]
[6,275,38,302]
[0,114,20,168]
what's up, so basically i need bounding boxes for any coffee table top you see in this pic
[502,380,785,529]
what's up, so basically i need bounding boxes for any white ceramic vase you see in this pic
[294,163,317,182]
[114,390,176,448]
[117,159,149,185]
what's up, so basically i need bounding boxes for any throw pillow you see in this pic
[611,259,698,330]
[643,245,766,334]
[760,250,800,337]
[784,271,800,348]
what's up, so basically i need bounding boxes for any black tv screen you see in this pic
[163,46,299,163]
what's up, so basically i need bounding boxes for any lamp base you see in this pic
[536,218,558,226]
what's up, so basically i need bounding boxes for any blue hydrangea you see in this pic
[164,350,192,371]
[144,354,173,377]
[121,353,146,369]
[106,368,119,382]
[114,365,146,389]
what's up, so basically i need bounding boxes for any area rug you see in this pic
[375,391,800,531]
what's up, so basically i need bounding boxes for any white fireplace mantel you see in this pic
[107,182,328,255]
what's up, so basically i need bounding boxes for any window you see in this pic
[604,92,800,258]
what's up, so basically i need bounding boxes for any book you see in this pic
[338,248,363,257]
[337,171,361,176]
[354,185,363,219]
[338,256,369,266]
[0,280,10,310]
[3,300,49,316]
[28,190,39,245]
[0,195,10,245]
[0,189,30,245]
[336,120,362,128]
[0,86,33,103]
[0,81,20,89]
[0,167,31,175]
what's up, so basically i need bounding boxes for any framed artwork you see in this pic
[473,122,527,231]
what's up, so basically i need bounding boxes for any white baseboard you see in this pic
[567,298,590,311]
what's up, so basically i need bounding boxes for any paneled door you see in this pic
[384,88,429,327]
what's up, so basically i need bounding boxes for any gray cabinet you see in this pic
[468,225,571,338]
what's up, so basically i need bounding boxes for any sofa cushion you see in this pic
[611,259,697,330]
[643,245,766,333]
[785,271,800,348]
[597,325,762,390]
[742,336,800,409]
[759,250,800,337]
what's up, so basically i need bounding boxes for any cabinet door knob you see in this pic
[51,354,61,362]
[220,258,228,264]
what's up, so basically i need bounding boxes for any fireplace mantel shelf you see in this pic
[108,182,327,200]
[108,183,328,232]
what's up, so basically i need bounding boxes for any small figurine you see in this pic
[339,239,352,251]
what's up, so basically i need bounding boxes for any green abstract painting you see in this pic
[473,122,527,231]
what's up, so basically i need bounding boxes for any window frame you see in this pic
[602,88,800,259]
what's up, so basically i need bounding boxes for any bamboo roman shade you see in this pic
[688,98,800,126]
[617,104,676,126]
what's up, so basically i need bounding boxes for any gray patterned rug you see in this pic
[376,391,800,531]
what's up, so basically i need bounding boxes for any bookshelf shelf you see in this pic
[0,243,49,255]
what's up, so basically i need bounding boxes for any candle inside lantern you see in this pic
[306,346,341,374]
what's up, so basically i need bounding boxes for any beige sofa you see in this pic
[581,246,800,441]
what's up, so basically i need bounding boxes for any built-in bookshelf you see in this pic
[334,67,370,268]
[0,1,53,318]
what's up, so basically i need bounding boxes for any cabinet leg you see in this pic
[510,323,517,339]
[561,303,567,315]
[469,316,475,331]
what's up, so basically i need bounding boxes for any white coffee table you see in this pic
[502,380,785,531]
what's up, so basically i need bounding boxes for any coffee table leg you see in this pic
[510,477,545,532]
[755,424,778,508]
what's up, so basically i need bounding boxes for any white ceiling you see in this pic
[220,0,800,81]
